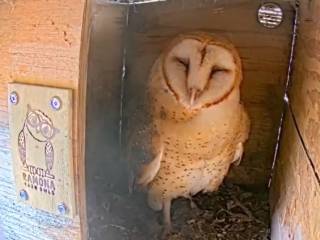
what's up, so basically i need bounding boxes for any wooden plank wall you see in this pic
[270,0,320,239]
[0,0,90,239]
[84,1,294,239]
[85,3,129,240]
[271,113,320,240]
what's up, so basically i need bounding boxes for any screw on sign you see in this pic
[57,202,68,215]
[50,96,62,111]
[19,189,29,201]
[9,91,19,105]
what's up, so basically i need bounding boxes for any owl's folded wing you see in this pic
[137,146,164,187]
[233,106,250,166]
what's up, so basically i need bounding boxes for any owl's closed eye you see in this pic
[161,35,241,110]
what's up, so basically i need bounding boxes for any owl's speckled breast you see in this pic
[148,110,241,202]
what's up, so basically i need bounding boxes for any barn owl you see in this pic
[137,32,250,236]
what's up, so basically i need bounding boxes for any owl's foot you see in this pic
[161,199,172,239]
[161,224,172,240]
[187,196,198,210]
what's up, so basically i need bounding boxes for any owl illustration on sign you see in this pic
[18,104,59,176]
[137,33,250,236]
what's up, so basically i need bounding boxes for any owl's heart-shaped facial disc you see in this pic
[162,35,241,110]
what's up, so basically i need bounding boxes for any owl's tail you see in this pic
[137,146,164,187]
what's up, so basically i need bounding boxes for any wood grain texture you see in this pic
[289,0,320,175]
[0,123,81,240]
[270,112,320,240]
[0,0,90,239]
[123,0,294,187]
[8,83,75,217]
[85,3,129,239]
[270,1,320,239]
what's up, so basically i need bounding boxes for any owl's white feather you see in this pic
[138,33,250,235]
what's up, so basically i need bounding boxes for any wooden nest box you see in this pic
[0,0,319,239]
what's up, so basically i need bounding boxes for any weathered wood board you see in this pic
[270,112,320,240]
[288,0,320,175]
[270,1,320,239]
[0,0,90,239]
[123,0,295,187]
[85,2,128,240]
[8,83,76,217]
[85,1,294,239]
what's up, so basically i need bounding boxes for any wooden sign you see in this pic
[8,83,76,217]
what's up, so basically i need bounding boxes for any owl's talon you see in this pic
[161,224,172,240]
[190,199,198,210]
[186,196,198,210]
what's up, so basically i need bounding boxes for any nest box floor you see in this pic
[88,183,270,240]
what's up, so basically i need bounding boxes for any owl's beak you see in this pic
[189,88,197,107]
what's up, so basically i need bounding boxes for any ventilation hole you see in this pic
[258,3,283,28]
